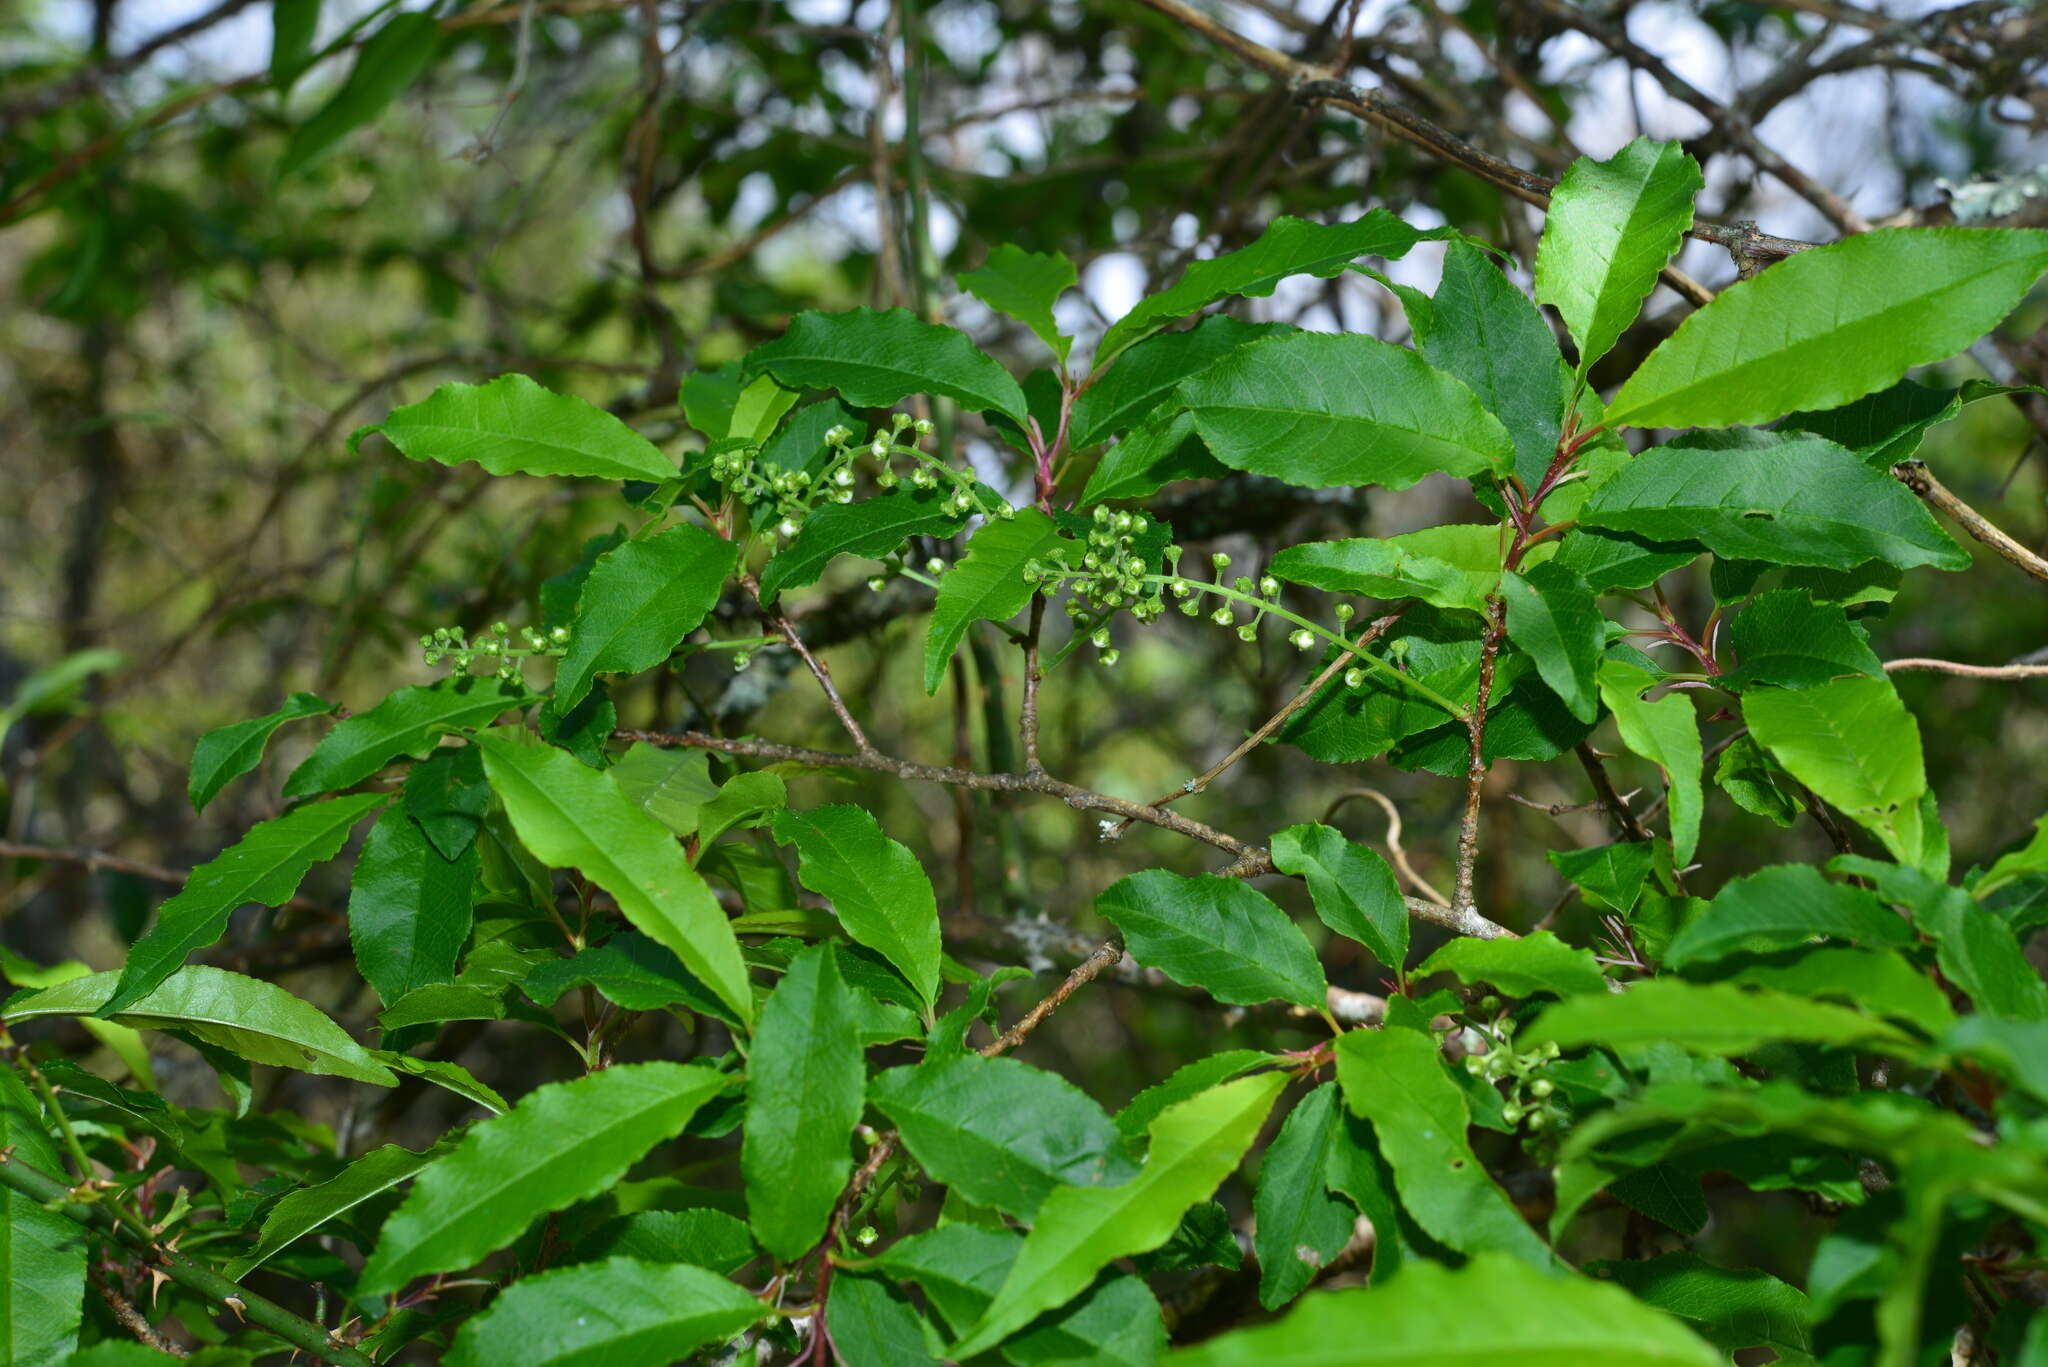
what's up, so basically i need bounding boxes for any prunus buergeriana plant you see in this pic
[7,6,2048,1367]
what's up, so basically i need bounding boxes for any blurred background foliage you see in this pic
[3,0,2047,1133]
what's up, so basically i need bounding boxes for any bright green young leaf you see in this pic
[1578,432,1966,572]
[1415,930,1607,998]
[375,1052,507,1115]
[1096,870,1327,1010]
[358,1061,730,1293]
[1720,946,1955,1038]
[870,1054,1138,1220]
[961,244,1077,363]
[1270,525,1504,616]
[745,308,1029,423]
[104,791,384,1015]
[1719,589,1882,691]
[551,521,739,712]
[1334,1027,1555,1267]
[1178,333,1514,490]
[0,1066,84,1366]
[1745,676,1927,863]
[1534,138,1702,373]
[278,12,440,176]
[1502,564,1602,722]
[728,374,796,443]
[0,647,125,754]
[1072,316,1285,449]
[925,510,1066,694]
[7,966,396,1085]
[188,692,335,813]
[1608,227,2048,429]
[352,372,677,482]
[743,946,866,1261]
[1170,1253,1721,1367]
[1270,823,1407,969]
[605,743,718,838]
[283,676,529,800]
[691,771,786,855]
[1254,1083,1357,1310]
[227,1141,448,1280]
[771,805,940,1014]
[1526,979,1921,1057]
[476,733,753,1026]
[444,1257,765,1367]
[348,804,476,1007]
[1839,857,2048,1023]
[1599,661,1703,865]
[757,485,970,603]
[1095,211,1445,366]
[1663,865,1912,969]
[950,1072,1287,1359]
[1976,812,2048,900]
[1078,409,1227,506]
[523,931,735,1023]
[1116,1051,1275,1140]
[1582,1252,1812,1361]
[1714,734,1804,827]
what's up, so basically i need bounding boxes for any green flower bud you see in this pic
[1343,667,1366,688]
[1259,575,1279,596]
[1289,628,1315,650]
[1237,623,1257,642]
[1099,648,1120,666]
[1529,1078,1554,1099]
[1211,606,1233,626]
[926,557,945,576]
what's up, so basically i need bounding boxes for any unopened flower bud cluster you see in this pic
[1461,1004,1566,1133]
[420,621,569,681]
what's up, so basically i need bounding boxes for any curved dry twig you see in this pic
[1322,786,1451,907]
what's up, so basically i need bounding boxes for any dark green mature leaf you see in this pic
[1178,333,1514,490]
[551,522,739,712]
[571,1209,757,1274]
[1254,1084,1357,1310]
[188,692,335,813]
[1547,842,1655,914]
[1270,526,1501,616]
[1276,608,1483,764]
[1583,1253,1812,1360]
[444,1257,765,1367]
[1321,1110,1406,1283]
[772,805,940,1014]
[1608,227,2048,428]
[925,510,1066,693]
[0,1066,84,1365]
[1415,931,1607,998]
[829,1273,942,1367]
[1782,376,2047,468]
[1664,865,1912,969]
[759,397,858,482]
[608,743,718,837]
[1078,410,1227,506]
[1172,1253,1722,1366]
[227,1141,448,1280]
[872,1054,1138,1219]
[1718,589,1881,691]
[1839,857,2048,1022]
[1096,870,1327,1010]
[1270,824,1407,969]
[1117,1051,1275,1141]
[377,983,506,1030]
[1714,734,1803,827]
[284,677,529,800]
[1719,946,1955,1037]
[1502,564,1602,721]
[746,308,1029,422]
[105,792,384,1015]
[1072,317,1284,450]
[278,12,440,176]
[353,373,677,482]
[743,946,866,1261]
[1534,138,1702,373]
[950,1073,1287,1359]
[1526,979,1921,1057]
[269,0,319,89]
[376,1053,507,1114]
[1096,211,1445,365]
[1599,661,1702,865]
[1579,432,1966,572]
[403,743,491,859]
[757,485,970,602]
[475,733,753,1026]
[358,1062,730,1293]
[348,805,476,1008]
[962,245,1077,363]
[523,932,735,1023]
[8,966,396,1085]
[1745,677,1927,864]
[1334,1028,1553,1266]
[1552,530,1698,594]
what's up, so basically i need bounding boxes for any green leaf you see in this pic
[402,743,491,859]
[571,1209,757,1274]
[828,1273,942,1367]
[1719,946,1955,1038]
[347,806,476,1009]
[1547,841,1655,914]
[1254,1083,1358,1310]
[729,374,797,444]
[476,733,753,1027]
[757,485,970,603]
[1840,858,2048,1022]
[608,743,719,837]
[1095,870,1327,1010]
[0,1067,84,1365]
[1664,865,1912,969]
[691,771,786,854]
[1172,1253,1722,1366]
[105,792,384,1015]
[523,932,735,1023]
[226,1141,447,1280]
[188,692,335,813]
[551,522,739,712]
[1608,227,2048,428]
[269,0,320,89]
[681,363,744,443]
[1096,211,1444,366]
[1270,525,1504,617]
[1583,1252,1812,1360]
[1414,930,1607,998]
[444,1257,765,1367]
[1718,589,1882,691]
[1526,979,1921,1057]
[0,647,124,753]
[1178,333,1514,490]
[1333,1027,1555,1266]
[1745,676,1927,863]
[1072,316,1284,450]
[771,805,940,1015]
[742,946,866,1261]
[924,510,1066,694]
[746,308,1028,423]
[1553,529,1699,594]
[377,983,507,1030]
[1116,1051,1275,1140]
[1782,376,2047,469]
[870,1054,1138,1220]
[1270,824,1407,969]
[278,11,440,176]
[1579,431,1966,572]
[1976,812,2048,900]
[1714,734,1803,827]
[1534,138,1702,373]
[1277,607,1484,764]
[1942,1016,2048,1105]
[7,965,396,1085]
[1078,409,1226,506]
[1502,564,1602,721]
[352,373,678,483]
[1598,661,1703,865]
[284,676,529,800]
[950,1073,1287,1360]
[377,1052,507,1114]
[961,245,1076,363]
[358,1061,729,1293]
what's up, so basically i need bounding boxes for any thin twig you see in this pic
[983,936,1127,1056]
[92,1266,188,1357]
[753,590,879,756]
[1322,786,1450,906]
[1892,460,2048,585]
[1452,597,1507,918]
[1574,742,1655,845]
[1885,658,2048,679]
